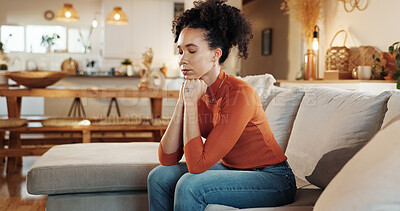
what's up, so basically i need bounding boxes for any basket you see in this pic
[3,71,67,88]
[325,30,350,72]
[42,118,91,127]
[348,46,382,72]
[0,118,28,128]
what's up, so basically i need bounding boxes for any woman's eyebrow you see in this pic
[177,43,198,49]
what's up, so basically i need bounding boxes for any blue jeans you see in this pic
[147,162,296,211]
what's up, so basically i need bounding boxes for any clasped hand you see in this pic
[179,79,207,106]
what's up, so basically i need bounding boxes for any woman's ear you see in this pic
[214,48,222,60]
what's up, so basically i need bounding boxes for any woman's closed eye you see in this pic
[177,49,196,55]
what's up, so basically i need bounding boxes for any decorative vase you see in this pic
[149,69,166,89]
[138,69,150,89]
[126,65,133,76]
[304,49,317,80]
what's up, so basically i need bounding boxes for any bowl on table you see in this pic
[3,71,67,88]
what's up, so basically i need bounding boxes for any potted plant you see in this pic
[41,34,60,53]
[371,54,388,80]
[388,42,400,89]
[120,58,133,76]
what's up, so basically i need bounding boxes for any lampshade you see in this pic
[106,7,129,25]
[56,4,80,22]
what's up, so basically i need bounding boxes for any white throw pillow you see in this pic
[314,114,400,211]
[285,88,391,188]
[265,88,306,152]
[381,91,400,128]
[237,73,276,109]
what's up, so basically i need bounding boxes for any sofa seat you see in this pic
[27,142,162,195]
[28,142,322,211]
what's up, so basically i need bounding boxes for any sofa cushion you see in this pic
[47,191,148,211]
[314,114,400,211]
[27,142,162,195]
[238,73,276,109]
[285,88,391,188]
[265,88,305,152]
[381,91,400,128]
[262,86,287,110]
[205,205,313,211]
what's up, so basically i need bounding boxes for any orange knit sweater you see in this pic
[159,71,287,174]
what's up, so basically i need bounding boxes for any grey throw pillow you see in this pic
[285,88,391,188]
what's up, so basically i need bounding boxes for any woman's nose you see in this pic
[179,54,188,66]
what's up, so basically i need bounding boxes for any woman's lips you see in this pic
[181,69,191,75]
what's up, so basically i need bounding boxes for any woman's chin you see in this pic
[184,75,199,80]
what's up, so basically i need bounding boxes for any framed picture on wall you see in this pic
[262,28,272,56]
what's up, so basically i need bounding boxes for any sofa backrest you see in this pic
[381,91,400,128]
[264,87,305,152]
[284,87,392,189]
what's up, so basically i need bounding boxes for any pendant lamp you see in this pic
[56,4,80,22]
[106,7,129,25]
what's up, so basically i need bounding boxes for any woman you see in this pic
[147,0,296,210]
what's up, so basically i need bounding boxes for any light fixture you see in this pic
[312,25,320,51]
[91,18,98,28]
[106,7,129,25]
[56,4,80,22]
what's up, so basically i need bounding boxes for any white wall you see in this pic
[324,0,400,50]
[242,0,289,78]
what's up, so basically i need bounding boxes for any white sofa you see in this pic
[26,75,400,211]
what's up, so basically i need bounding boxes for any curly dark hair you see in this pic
[172,0,253,64]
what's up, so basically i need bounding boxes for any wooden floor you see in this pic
[0,157,46,211]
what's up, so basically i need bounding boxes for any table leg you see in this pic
[6,97,22,174]
[0,131,4,165]
[152,130,162,142]
[150,98,163,141]
[150,98,162,119]
[82,130,91,143]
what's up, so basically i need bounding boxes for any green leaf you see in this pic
[394,70,400,79]
[389,46,394,55]
[376,58,381,62]
[372,54,375,59]
[397,77,400,89]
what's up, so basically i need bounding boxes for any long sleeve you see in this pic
[158,144,184,166]
[183,86,257,174]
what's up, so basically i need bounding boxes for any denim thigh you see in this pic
[175,165,296,209]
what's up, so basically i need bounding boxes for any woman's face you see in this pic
[177,27,217,80]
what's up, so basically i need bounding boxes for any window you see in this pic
[0,25,25,52]
[26,25,67,53]
[68,28,91,53]
[1,24,91,54]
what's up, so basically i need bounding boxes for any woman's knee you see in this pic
[147,164,188,188]
[175,173,203,198]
